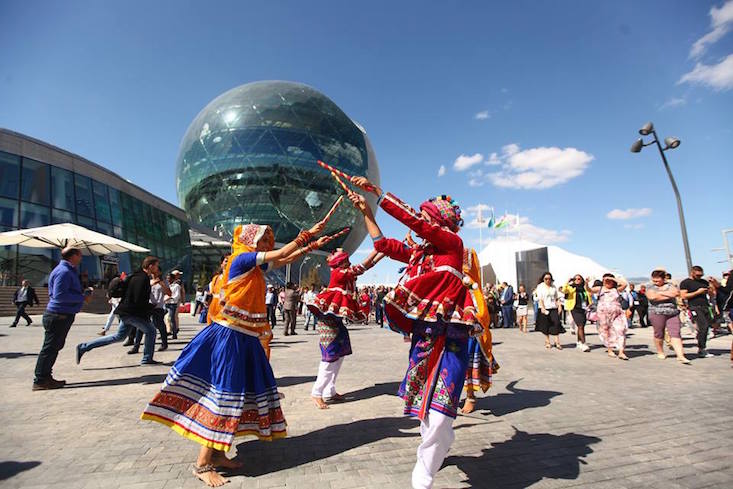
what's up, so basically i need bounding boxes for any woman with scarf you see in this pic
[347,177,481,489]
[308,248,382,409]
[460,248,500,414]
[141,219,336,487]
[590,273,629,360]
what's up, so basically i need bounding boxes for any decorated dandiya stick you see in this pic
[318,159,378,193]
[331,171,351,194]
[320,227,350,245]
[321,195,344,224]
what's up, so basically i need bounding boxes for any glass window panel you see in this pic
[113,226,123,239]
[76,215,95,229]
[51,208,74,224]
[92,180,111,223]
[74,174,93,217]
[0,151,20,199]
[0,197,18,228]
[20,202,50,228]
[20,158,51,205]
[96,220,112,235]
[51,167,75,210]
[18,246,53,286]
[108,187,122,226]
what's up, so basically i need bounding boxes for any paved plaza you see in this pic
[1,312,732,489]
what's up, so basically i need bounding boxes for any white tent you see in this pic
[477,239,610,289]
[0,223,150,255]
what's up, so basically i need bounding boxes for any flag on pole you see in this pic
[494,214,509,229]
[487,209,495,228]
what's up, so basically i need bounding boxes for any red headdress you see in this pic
[327,248,350,268]
[419,195,463,232]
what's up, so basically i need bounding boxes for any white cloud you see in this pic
[659,97,687,110]
[500,88,509,94]
[486,152,501,165]
[437,164,446,177]
[474,110,490,120]
[497,215,571,243]
[487,145,594,189]
[690,0,733,58]
[465,204,491,215]
[624,223,646,230]
[453,153,484,171]
[679,54,733,91]
[502,143,520,157]
[468,178,484,187]
[606,208,652,220]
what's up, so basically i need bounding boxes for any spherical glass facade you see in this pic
[176,81,380,254]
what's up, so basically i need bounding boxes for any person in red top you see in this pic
[359,288,372,323]
[308,248,381,409]
[347,178,481,489]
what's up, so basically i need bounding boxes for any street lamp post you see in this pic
[630,122,693,273]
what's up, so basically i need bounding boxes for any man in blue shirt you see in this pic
[33,247,87,390]
[500,282,515,328]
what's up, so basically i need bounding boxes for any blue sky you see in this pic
[1,1,732,282]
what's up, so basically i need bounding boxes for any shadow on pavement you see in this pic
[64,373,167,389]
[276,375,316,387]
[444,427,600,489]
[342,381,401,402]
[0,461,41,481]
[708,348,730,356]
[477,380,561,417]
[234,417,479,476]
[0,352,37,359]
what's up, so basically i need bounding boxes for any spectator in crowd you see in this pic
[500,281,514,328]
[636,284,649,328]
[265,285,278,326]
[33,247,87,390]
[192,286,205,317]
[10,279,39,327]
[680,265,715,358]
[76,256,161,366]
[282,282,300,336]
[627,283,638,327]
[164,271,184,340]
[590,273,629,360]
[516,284,529,333]
[278,287,286,321]
[302,286,318,331]
[645,269,690,364]
[534,272,565,349]
[129,264,171,353]
[98,272,125,336]
[561,275,591,352]
[375,286,387,328]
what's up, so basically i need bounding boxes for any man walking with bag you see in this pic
[11,280,40,327]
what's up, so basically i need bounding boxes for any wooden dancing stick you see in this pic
[319,227,350,245]
[318,159,378,193]
[321,195,344,224]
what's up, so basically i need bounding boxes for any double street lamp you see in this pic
[630,122,692,272]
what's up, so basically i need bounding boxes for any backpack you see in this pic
[107,276,128,299]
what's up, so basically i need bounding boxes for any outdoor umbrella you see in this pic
[0,223,150,255]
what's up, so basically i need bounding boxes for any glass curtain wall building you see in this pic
[0,129,191,287]
[176,81,380,256]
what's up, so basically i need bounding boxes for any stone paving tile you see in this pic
[1,313,732,488]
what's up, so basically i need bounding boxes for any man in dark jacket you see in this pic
[75,256,161,365]
[11,280,40,327]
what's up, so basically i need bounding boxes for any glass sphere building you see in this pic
[176,81,380,255]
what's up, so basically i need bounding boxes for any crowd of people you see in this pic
[479,267,733,363]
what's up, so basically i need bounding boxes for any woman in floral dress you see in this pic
[590,273,629,360]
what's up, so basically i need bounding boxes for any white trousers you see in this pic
[310,358,344,398]
[412,410,456,489]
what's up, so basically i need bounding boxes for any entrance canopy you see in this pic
[0,223,150,255]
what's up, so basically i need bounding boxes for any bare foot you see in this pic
[461,399,476,414]
[192,465,229,487]
[311,395,329,409]
[212,454,243,470]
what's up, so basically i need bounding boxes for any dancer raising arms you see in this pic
[205,255,228,326]
[141,215,341,487]
[347,178,483,489]
[308,248,383,409]
[460,248,500,414]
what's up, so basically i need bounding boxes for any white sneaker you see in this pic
[575,341,582,350]
[580,343,590,352]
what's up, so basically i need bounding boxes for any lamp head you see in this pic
[664,137,680,150]
[630,139,644,153]
[639,122,654,136]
